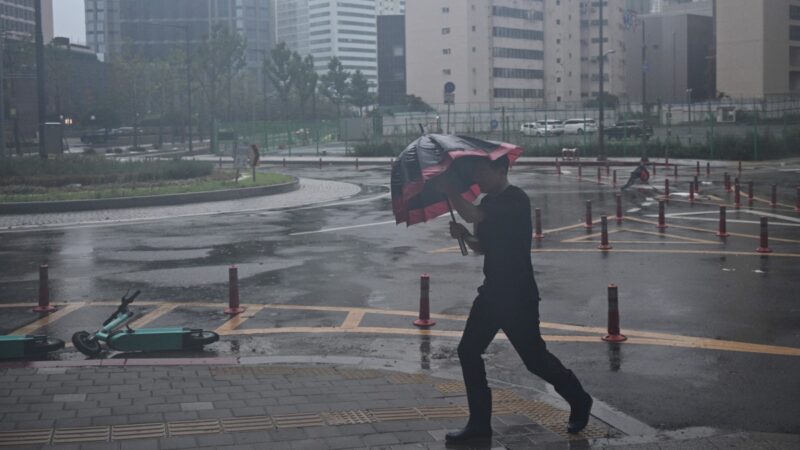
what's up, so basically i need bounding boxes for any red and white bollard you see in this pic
[706,161,711,177]
[613,170,618,187]
[597,167,602,183]
[602,284,627,342]
[689,182,695,204]
[33,264,56,313]
[738,160,742,177]
[578,163,583,178]
[615,194,623,223]
[696,161,701,176]
[694,175,700,194]
[584,200,593,229]
[652,163,657,177]
[657,200,667,229]
[756,217,772,254]
[282,157,286,167]
[534,208,544,240]
[716,206,730,237]
[556,159,562,176]
[734,181,741,209]
[598,216,612,250]
[225,265,245,315]
[413,274,436,327]
[748,181,754,206]
[724,172,732,192]
[606,162,610,176]
[355,158,359,169]
[663,178,670,202]
[770,184,777,208]
[673,164,678,178]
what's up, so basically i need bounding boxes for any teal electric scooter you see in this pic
[72,290,219,357]
[0,334,64,359]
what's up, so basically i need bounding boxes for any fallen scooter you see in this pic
[72,290,219,357]
[0,334,65,359]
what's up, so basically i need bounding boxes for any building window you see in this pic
[791,25,800,42]
[442,27,450,35]
[493,67,544,79]
[442,48,451,55]
[493,88,544,99]
[492,47,544,60]
[443,69,451,75]
[493,27,544,41]
[442,7,449,13]
[791,5,800,20]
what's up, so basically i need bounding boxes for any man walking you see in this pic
[437,156,593,444]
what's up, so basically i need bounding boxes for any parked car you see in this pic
[80,128,110,144]
[520,120,564,137]
[603,120,653,140]
[562,118,598,135]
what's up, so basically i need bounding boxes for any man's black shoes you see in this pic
[445,426,492,443]
[567,393,593,434]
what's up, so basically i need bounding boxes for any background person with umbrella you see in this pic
[391,135,593,443]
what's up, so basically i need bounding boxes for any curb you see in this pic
[0,177,300,215]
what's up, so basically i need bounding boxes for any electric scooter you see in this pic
[0,334,64,359]
[72,290,219,357]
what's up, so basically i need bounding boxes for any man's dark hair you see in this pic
[488,155,510,174]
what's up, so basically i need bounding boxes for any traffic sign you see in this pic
[444,82,456,94]
[490,120,499,130]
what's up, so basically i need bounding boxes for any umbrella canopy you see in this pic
[390,134,523,226]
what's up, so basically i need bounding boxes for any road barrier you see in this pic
[615,194,623,223]
[534,208,544,240]
[602,284,627,342]
[413,274,436,327]
[598,216,612,250]
[584,200,593,229]
[225,266,245,315]
[735,181,741,209]
[748,181,754,206]
[34,264,56,313]
[716,206,730,237]
[771,184,777,208]
[657,200,667,229]
[757,217,773,253]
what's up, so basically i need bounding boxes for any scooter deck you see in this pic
[107,327,187,352]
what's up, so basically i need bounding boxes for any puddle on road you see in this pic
[106,260,304,287]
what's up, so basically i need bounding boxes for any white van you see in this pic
[520,120,564,137]
[562,118,598,135]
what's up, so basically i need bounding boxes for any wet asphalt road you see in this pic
[1,159,799,435]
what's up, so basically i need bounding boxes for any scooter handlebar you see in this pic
[122,290,141,306]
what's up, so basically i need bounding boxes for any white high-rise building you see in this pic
[376,0,405,15]
[275,0,310,56]
[406,0,546,109]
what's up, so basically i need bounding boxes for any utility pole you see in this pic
[598,0,606,161]
[0,31,5,158]
[34,0,47,159]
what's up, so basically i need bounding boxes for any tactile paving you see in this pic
[272,413,325,428]
[416,405,468,419]
[0,429,52,447]
[386,373,432,384]
[221,416,274,432]
[167,419,221,436]
[321,410,374,425]
[52,426,110,444]
[368,407,424,421]
[112,423,166,440]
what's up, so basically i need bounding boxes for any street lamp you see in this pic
[598,48,616,161]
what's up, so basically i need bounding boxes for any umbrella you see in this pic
[390,134,523,253]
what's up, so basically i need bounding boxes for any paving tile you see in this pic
[159,436,199,450]
[180,401,214,411]
[363,432,403,446]
[324,435,365,449]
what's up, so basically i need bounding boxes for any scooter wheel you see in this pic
[72,331,102,357]
[184,330,219,348]
[27,336,65,354]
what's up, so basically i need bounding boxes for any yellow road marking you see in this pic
[625,216,800,243]
[215,305,265,334]
[531,248,800,257]
[8,303,85,335]
[544,221,601,235]
[128,304,178,329]
[340,310,366,329]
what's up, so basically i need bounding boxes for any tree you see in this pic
[290,53,318,120]
[347,70,373,117]
[264,41,294,119]
[194,24,246,153]
[319,57,349,121]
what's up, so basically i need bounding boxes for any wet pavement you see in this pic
[1,157,799,448]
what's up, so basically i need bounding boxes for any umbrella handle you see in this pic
[446,198,469,256]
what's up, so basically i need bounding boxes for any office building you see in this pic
[0,0,53,41]
[377,14,405,105]
[716,0,800,98]
[84,0,274,72]
[406,0,546,109]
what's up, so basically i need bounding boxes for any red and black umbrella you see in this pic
[390,134,523,250]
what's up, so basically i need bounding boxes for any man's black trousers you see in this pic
[457,294,587,428]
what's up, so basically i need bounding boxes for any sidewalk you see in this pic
[1,356,796,449]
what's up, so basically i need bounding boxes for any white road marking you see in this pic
[290,220,397,236]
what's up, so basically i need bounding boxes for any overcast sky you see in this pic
[53,0,86,44]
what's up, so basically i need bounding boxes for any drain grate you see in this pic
[368,407,424,421]
[416,405,468,419]
[221,416,274,432]
[112,423,166,440]
[52,426,109,444]
[0,429,52,447]
[513,399,612,439]
[272,413,325,428]
[167,419,221,436]
[321,410,374,425]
